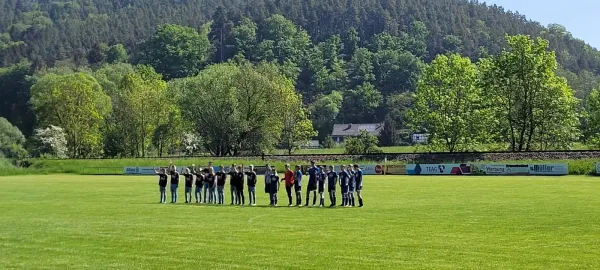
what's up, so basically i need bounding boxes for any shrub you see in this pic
[344,130,383,154]
[0,117,27,159]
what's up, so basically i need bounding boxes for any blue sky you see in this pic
[486,0,599,49]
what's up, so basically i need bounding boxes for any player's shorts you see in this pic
[248,186,256,192]
[185,187,192,193]
[341,185,349,194]
[348,185,355,192]
[159,186,166,192]
[294,184,302,193]
[318,183,325,193]
[307,182,317,191]
[328,185,336,192]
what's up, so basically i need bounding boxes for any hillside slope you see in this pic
[0,0,598,75]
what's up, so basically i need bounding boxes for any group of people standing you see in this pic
[154,161,364,208]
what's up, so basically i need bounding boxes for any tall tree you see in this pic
[230,17,258,59]
[586,85,600,147]
[0,61,34,135]
[309,91,343,140]
[409,53,488,152]
[279,106,317,154]
[373,49,424,94]
[30,72,111,157]
[106,44,129,64]
[119,66,173,157]
[339,82,382,123]
[480,35,580,151]
[174,62,302,156]
[210,6,234,63]
[138,24,212,80]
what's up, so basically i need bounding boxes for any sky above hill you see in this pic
[487,0,599,49]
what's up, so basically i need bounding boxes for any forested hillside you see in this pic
[1,0,599,72]
[1,0,600,158]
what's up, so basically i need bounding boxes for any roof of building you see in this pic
[331,123,383,137]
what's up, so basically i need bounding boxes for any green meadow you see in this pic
[1,175,600,269]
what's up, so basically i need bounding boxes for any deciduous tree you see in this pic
[30,72,111,157]
[480,35,580,151]
[410,53,487,152]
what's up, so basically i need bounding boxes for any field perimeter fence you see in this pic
[62,150,600,176]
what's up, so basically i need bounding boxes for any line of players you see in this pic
[154,161,364,207]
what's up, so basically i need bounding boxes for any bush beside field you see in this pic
[0,157,597,176]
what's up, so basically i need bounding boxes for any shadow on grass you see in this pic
[136,202,356,209]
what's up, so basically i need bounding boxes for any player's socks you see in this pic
[320,198,324,206]
[359,198,363,207]
[312,195,316,206]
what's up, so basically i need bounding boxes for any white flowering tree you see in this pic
[32,125,68,158]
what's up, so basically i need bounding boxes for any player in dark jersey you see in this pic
[202,165,212,203]
[235,165,245,205]
[353,164,364,207]
[228,164,238,205]
[264,164,271,195]
[206,167,217,204]
[268,168,280,206]
[294,165,303,206]
[216,165,227,204]
[169,165,180,203]
[193,166,204,203]
[317,166,326,207]
[326,165,338,207]
[339,165,349,207]
[182,168,194,203]
[245,165,258,206]
[348,164,356,207]
[305,161,318,207]
[154,167,168,203]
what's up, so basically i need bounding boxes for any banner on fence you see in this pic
[124,166,161,175]
[362,164,385,175]
[596,163,600,175]
[124,166,221,175]
[384,164,406,175]
[406,164,471,175]
[472,164,529,175]
[528,164,568,175]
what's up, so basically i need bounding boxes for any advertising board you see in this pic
[528,164,568,175]
[597,163,600,175]
[362,164,385,175]
[406,164,471,175]
[472,164,529,175]
[124,166,221,175]
[384,164,406,175]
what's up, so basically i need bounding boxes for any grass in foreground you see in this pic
[1,175,600,269]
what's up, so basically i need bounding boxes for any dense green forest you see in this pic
[1,0,600,158]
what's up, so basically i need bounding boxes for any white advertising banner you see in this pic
[123,166,160,175]
[473,164,529,175]
[528,164,569,175]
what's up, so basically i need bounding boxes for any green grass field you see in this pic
[2,175,600,269]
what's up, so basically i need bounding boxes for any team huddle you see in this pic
[154,161,364,207]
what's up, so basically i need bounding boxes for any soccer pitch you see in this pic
[1,175,600,269]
